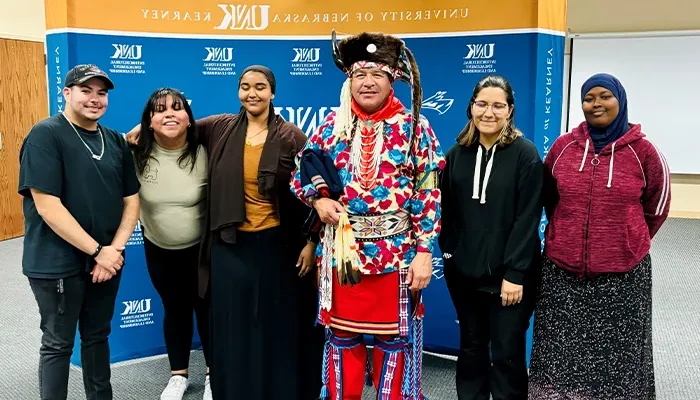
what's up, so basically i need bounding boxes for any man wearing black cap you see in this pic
[18,64,140,400]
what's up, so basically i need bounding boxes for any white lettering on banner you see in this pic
[275,106,338,136]
[380,9,468,21]
[127,220,143,247]
[422,91,454,115]
[431,257,444,280]
[465,44,494,60]
[273,13,350,24]
[204,47,233,62]
[110,44,146,75]
[355,12,375,22]
[122,299,151,315]
[140,6,467,28]
[542,48,554,157]
[272,9,468,24]
[54,47,63,113]
[215,4,270,31]
[112,44,142,60]
[540,214,547,248]
[292,48,320,63]
[202,47,236,76]
[463,44,496,75]
[538,48,557,244]
[141,9,212,21]
[120,298,155,329]
[290,48,323,76]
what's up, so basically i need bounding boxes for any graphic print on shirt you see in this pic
[143,164,159,184]
[291,110,446,275]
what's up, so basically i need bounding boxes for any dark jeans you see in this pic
[28,270,122,400]
[445,265,535,400]
[143,237,210,371]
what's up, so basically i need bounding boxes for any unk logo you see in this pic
[292,48,320,63]
[204,47,234,62]
[215,4,270,31]
[111,44,143,60]
[275,106,338,137]
[121,299,151,316]
[464,44,495,60]
[133,220,142,233]
[422,91,454,115]
[431,257,445,280]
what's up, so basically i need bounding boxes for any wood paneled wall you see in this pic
[0,38,48,241]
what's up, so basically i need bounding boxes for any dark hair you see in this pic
[457,74,521,147]
[239,65,276,94]
[133,88,199,175]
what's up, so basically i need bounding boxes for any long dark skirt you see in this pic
[209,227,323,400]
[528,254,655,400]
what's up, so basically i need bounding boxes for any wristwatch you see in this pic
[91,244,103,259]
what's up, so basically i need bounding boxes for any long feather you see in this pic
[331,29,345,71]
[404,47,423,142]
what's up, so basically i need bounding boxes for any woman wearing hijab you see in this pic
[439,75,543,400]
[528,73,671,399]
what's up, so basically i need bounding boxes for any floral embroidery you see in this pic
[291,110,446,274]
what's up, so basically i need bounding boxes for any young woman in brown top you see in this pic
[197,65,323,400]
[127,66,323,400]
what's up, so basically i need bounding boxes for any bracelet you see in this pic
[91,244,103,258]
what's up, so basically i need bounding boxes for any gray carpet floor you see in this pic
[0,218,698,399]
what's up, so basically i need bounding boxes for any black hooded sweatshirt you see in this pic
[438,135,544,293]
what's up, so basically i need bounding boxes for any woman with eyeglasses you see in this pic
[438,75,543,399]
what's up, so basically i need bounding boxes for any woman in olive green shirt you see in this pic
[131,88,211,400]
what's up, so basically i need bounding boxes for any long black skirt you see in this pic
[528,254,655,400]
[209,227,324,400]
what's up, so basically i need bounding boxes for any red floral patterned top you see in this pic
[291,103,446,275]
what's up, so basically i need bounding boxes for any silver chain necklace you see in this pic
[62,113,104,160]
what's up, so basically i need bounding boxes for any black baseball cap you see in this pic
[64,64,115,90]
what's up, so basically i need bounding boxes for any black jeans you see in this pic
[445,265,535,400]
[28,269,122,400]
[143,237,210,371]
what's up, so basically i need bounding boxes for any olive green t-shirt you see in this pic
[137,144,207,250]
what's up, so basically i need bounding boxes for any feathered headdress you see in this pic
[330,29,423,141]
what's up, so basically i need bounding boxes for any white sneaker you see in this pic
[203,375,212,400]
[160,375,189,400]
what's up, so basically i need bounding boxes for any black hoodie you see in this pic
[438,135,544,293]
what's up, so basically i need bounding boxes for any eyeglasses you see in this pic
[472,100,510,116]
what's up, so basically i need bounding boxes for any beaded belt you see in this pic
[347,209,411,242]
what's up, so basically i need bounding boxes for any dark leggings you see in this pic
[143,236,210,371]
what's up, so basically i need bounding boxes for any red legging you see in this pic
[328,329,406,400]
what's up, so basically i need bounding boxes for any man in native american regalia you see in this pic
[291,30,445,400]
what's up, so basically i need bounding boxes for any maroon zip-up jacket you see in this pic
[543,121,671,278]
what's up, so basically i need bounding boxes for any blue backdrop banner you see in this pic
[44,0,566,366]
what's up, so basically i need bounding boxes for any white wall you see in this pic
[564,32,700,217]
[568,34,700,175]
[562,52,570,134]
[0,0,46,42]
